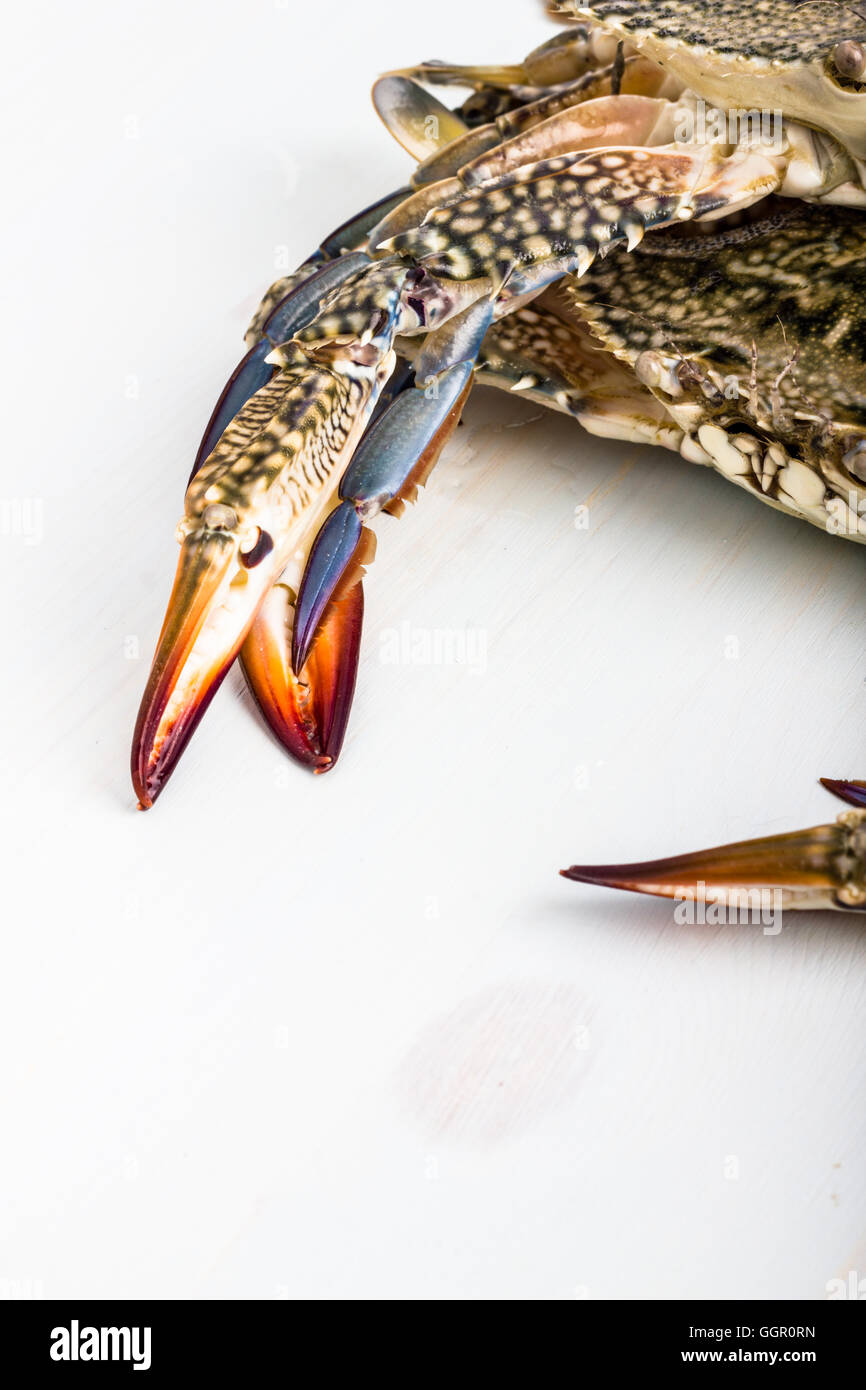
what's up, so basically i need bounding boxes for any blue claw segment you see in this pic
[191,252,371,479]
[821,778,866,808]
[413,296,495,381]
[190,339,274,481]
[263,251,370,340]
[292,295,494,672]
[292,502,364,674]
[340,359,473,507]
[367,353,415,428]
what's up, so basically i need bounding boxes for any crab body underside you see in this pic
[132,1,866,912]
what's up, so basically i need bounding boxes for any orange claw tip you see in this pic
[240,578,364,774]
[131,528,281,810]
[820,777,866,809]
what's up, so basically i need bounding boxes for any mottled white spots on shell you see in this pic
[524,234,552,259]
[824,316,851,349]
[471,232,496,259]
[419,226,450,254]
[452,215,486,235]
[601,154,625,169]
[444,247,474,277]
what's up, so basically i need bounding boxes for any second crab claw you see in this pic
[820,777,866,809]
[562,801,866,913]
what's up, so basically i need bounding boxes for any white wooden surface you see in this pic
[3,0,865,1300]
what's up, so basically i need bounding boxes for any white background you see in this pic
[2,0,865,1299]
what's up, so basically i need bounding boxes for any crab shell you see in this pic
[562,1,866,160]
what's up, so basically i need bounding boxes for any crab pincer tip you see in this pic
[820,777,866,808]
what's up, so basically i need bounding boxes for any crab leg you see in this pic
[132,267,402,807]
[242,187,414,348]
[368,94,689,242]
[407,55,684,187]
[192,251,372,478]
[562,802,866,913]
[372,77,471,163]
[387,25,624,92]
[132,258,489,805]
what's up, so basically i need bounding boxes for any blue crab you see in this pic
[132,1,866,913]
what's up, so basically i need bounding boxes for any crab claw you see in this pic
[820,777,866,809]
[240,579,364,773]
[561,811,866,912]
[131,520,289,808]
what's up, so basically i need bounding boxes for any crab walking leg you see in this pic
[409,56,684,187]
[372,77,472,163]
[474,296,685,450]
[562,808,866,913]
[368,95,691,242]
[291,298,493,673]
[386,25,625,92]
